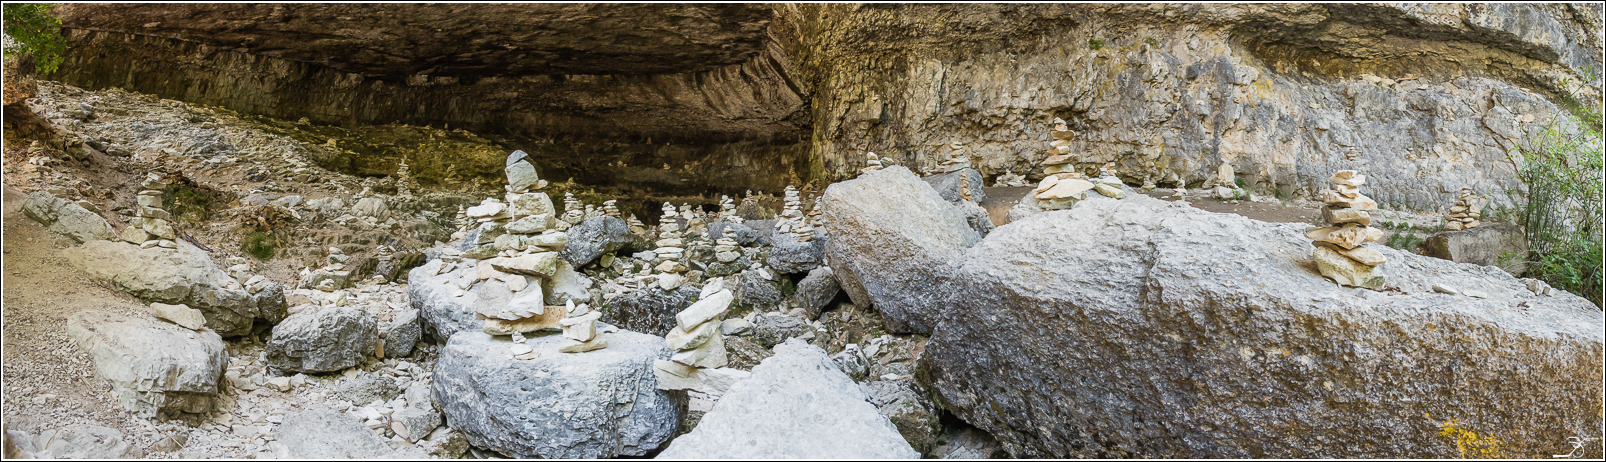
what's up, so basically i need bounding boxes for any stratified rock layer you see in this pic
[65,310,226,422]
[917,194,1603,458]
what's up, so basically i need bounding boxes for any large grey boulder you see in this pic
[765,232,827,274]
[381,307,421,359]
[602,285,699,336]
[65,310,226,422]
[408,259,481,341]
[822,166,982,334]
[266,305,377,373]
[732,269,782,312]
[794,266,842,319]
[657,339,919,459]
[920,194,1604,457]
[433,331,678,459]
[22,191,115,243]
[705,221,768,247]
[921,168,986,204]
[271,405,427,459]
[866,380,942,456]
[1424,222,1528,276]
[559,216,643,267]
[64,239,286,336]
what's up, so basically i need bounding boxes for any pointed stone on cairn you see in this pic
[505,150,548,193]
[1444,188,1481,230]
[861,152,884,174]
[1306,170,1386,289]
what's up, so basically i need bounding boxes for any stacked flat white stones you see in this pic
[602,199,619,217]
[557,300,607,353]
[124,173,179,248]
[312,247,353,292]
[1043,117,1076,172]
[1307,170,1386,289]
[808,197,824,228]
[684,203,709,231]
[717,195,736,221]
[654,202,688,288]
[453,205,471,234]
[1444,188,1481,230]
[653,284,746,410]
[560,192,585,227]
[714,228,742,264]
[938,143,971,173]
[627,214,648,236]
[469,152,568,347]
[774,186,805,237]
[996,170,1029,187]
[861,152,884,174]
[1031,170,1095,211]
[394,159,415,199]
[1090,163,1125,199]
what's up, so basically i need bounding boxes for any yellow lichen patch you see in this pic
[1433,415,1507,459]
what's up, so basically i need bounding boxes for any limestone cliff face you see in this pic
[779,3,1602,210]
[44,3,1602,211]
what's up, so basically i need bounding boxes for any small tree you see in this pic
[2,3,66,74]
[1504,107,1604,307]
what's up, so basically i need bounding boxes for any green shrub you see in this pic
[242,232,276,261]
[1503,108,1603,307]
[1087,39,1104,51]
[3,3,67,74]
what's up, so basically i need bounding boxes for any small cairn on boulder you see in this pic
[654,202,688,289]
[996,169,1029,187]
[938,143,971,173]
[1443,188,1481,230]
[717,195,737,221]
[654,283,747,412]
[1306,170,1386,289]
[602,199,619,217]
[861,152,884,174]
[558,300,608,353]
[124,173,179,249]
[1031,172,1095,211]
[1091,163,1125,199]
[559,192,585,227]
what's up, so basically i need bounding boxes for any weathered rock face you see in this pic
[65,310,226,422]
[1425,221,1529,276]
[21,191,114,243]
[783,3,1602,211]
[45,4,1602,206]
[266,306,378,373]
[822,166,982,334]
[64,240,287,337]
[602,285,699,337]
[272,405,427,459]
[409,260,481,342]
[433,331,678,459]
[916,194,1603,458]
[657,339,920,459]
[560,216,645,268]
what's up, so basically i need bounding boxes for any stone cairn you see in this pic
[453,205,471,236]
[996,169,1029,187]
[654,202,688,289]
[394,159,415,199]
[861,152,884,174]
[774,186,806,237]
[627,214,648,236]
[124,173,179,249]
[583,203,602,221]
[602,199,619,217]
[1307,170,1386,289]
[654,283,744,412]
[1090,163,1125,199]
[559,192,585,230]
[1444,188,1481,230]
[557,300,607,353]
[714,228,742,264]
[304,247,353,292]
[1031,120,1094,211]
[938,143,971,173]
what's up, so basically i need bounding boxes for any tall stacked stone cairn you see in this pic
[469,150,570,349]
[938,143,971,173]
[124,173,180,249]
[452,205,471,239]
[654,202,688,289]
[1043,117,1077,172]
[714,228,742,264]
[1307,170,1386,289]
[1090,163,1125,199]
[808,197,824,229]
[774,186,805,236]
[1444,188,1481,230]
[602,199,619,217]
[861,152,884,174]
[558,192,585,231]
[394,159,415,199]
[653,284,747,413]
[717,195,735,221]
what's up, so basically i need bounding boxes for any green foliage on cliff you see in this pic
[1505,108,1604,307]
[2,3,66,74]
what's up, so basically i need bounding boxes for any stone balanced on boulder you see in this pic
[124,173,179,249]
[468,151,569,345]
[1091,163,1125,199]
[861,152,884,174]
[653,283,749,413]
[1307,170,1386,289]
[1443,187,1482,230]
[1031,171,1095,211]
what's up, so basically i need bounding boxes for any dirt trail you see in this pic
[1,184,171,450]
